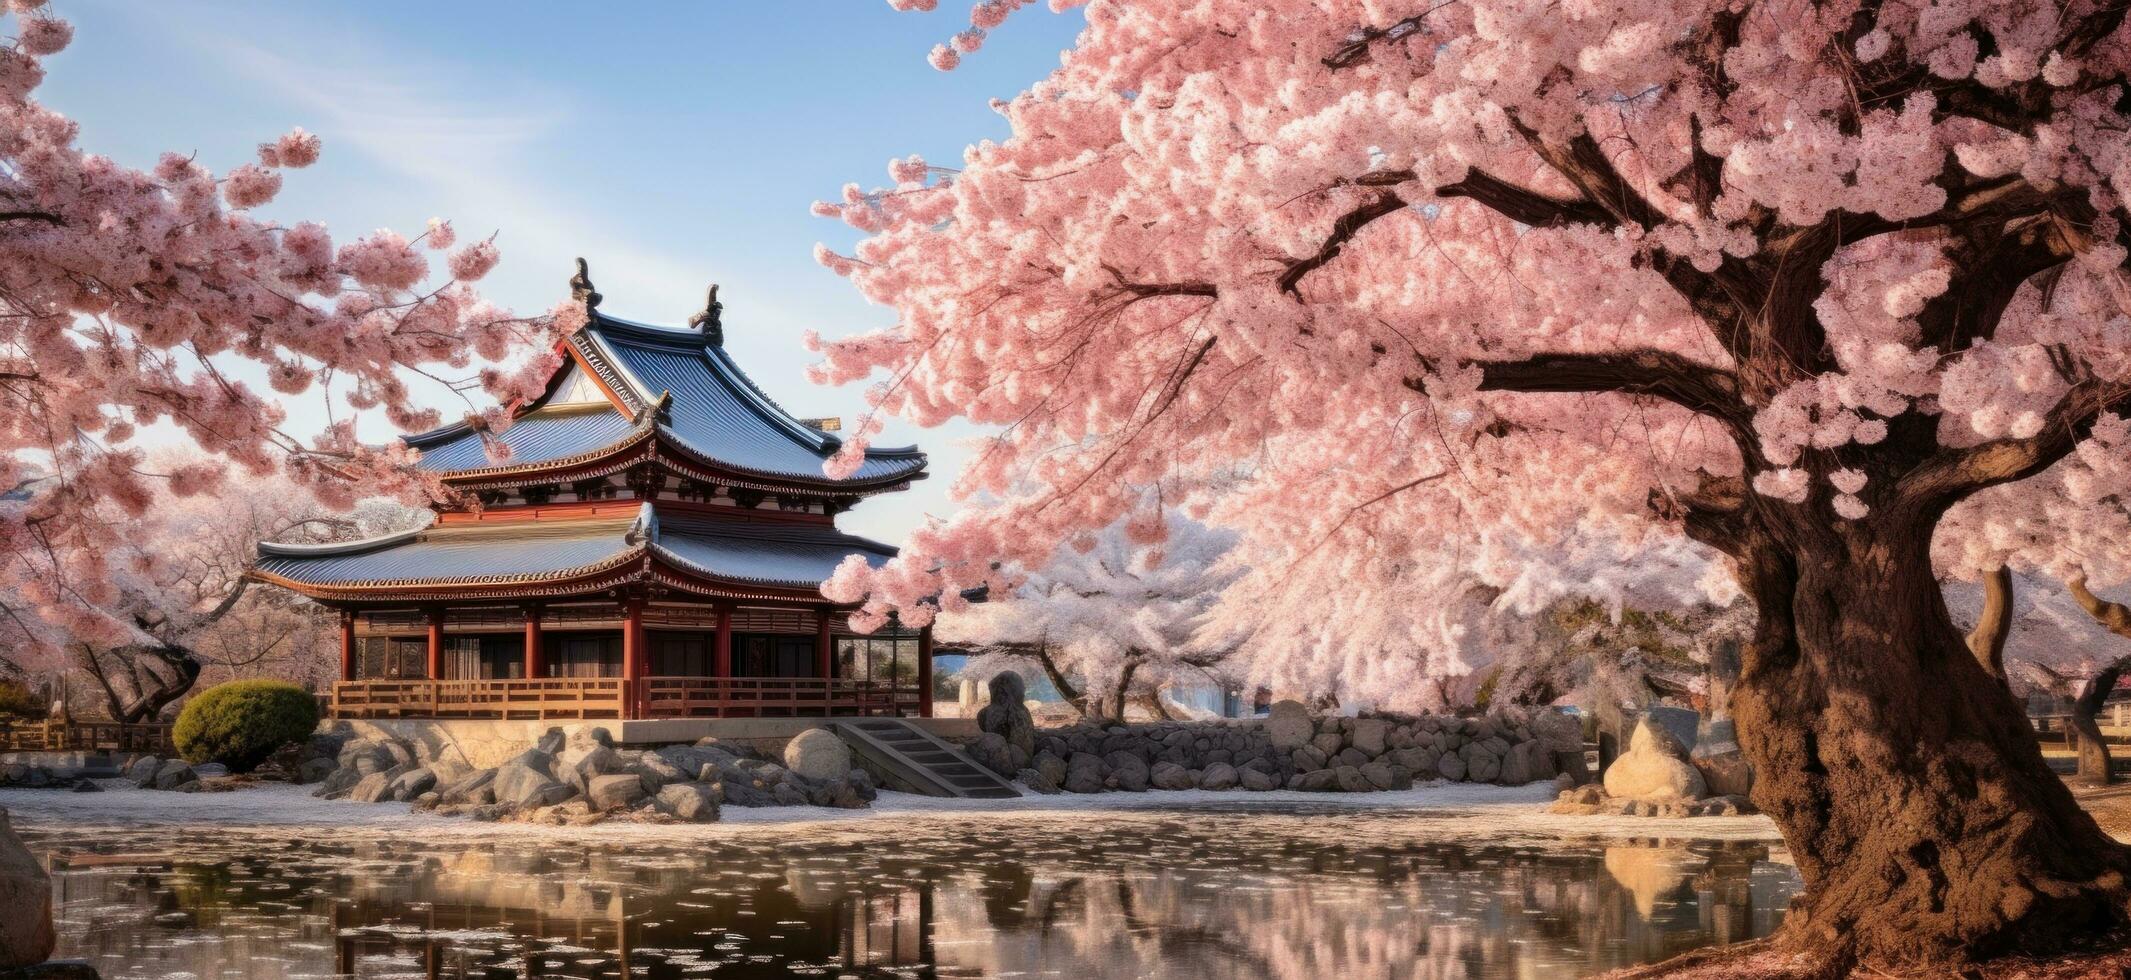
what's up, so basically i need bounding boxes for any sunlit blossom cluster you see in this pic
[803,0,2131,696]
[0,5,564,666]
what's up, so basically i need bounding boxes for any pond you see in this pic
[14,797,1800,980]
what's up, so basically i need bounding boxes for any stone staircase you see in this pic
[831,719,1020,799]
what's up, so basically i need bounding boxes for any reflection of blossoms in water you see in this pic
[22,808,1797,979]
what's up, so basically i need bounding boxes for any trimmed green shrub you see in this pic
[173,680,319,773]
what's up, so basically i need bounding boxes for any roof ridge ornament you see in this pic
[569,257,602,309]
[687,283,724,346]
[625,500,658,546]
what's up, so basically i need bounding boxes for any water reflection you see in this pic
[20,808,1798,979]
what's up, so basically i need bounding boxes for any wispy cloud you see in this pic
[149,9,702,308]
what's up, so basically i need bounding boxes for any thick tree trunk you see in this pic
[1966,564,2013,684]
[2065,579,2131,786]
[2071,663,2122,786]
[1721,516,2131,972]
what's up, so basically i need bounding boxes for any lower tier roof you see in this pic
[252,504,894,600]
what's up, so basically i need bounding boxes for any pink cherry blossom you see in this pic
[447,238,500,281]
[0,10,564,670]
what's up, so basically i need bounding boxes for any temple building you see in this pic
[254,263,932,721]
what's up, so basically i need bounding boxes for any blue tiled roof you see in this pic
[652,513,896,588]
[590,317,926,484]
[254,505,894,592]
[401,310,926,486]
[408,406,640,473]
[254,516,640,587]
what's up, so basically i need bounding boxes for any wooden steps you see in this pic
[831,718,1020,799]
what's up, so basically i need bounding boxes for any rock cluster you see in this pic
[116,756,201,792]
[1550,714,1757,818]
[311,726,879,824]
[984,703,1578,795]
[0,765,87,791]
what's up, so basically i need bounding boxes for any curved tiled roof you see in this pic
[407,404,640,473]
[254,515,642,588]
[652,512,896,588]
[402,309,925,487]
[253,504,894,595]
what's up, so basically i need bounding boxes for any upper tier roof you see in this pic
[403,307,925,488]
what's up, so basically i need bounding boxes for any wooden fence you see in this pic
[329,676,920,721]
[0,719,174,754]
[330,678,630,721]
[638,676,920,719]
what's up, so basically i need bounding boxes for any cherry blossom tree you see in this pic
[0,2,574,677]
[1940,432,2131,782]
[812,0,2131,968]
[934,506,1240,721]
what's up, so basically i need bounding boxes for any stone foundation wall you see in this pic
[966,705,1586,794]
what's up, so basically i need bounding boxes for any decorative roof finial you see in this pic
[569,257,602,309]
[687,283,724,346]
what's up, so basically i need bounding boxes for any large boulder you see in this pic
[1692,746,1754,798]
[438,769,497,806]
[655,782,721,822]
[1644,706,1701,754]
[1265,700,1314,750]
[388,767,438,802]
[1240,767,1280,792]
[124,756,160,787]
[347,772,395,804]
[1199,762,1239,791]
[555,728,621,793]
[976,673,1036,756]
[966,732,1018,779]
[1150,761,1196,791]
[660,742,741,774]
[783,728,852,782]
[0,810,54,969]
[296,756,338,785]
[1106,753,1150,792]
[627,752,691,790]
[152,760,199,791]
[1603,717,1707,802]
[1063,753,1107,793]
[493,755,574,809]
[1351,718,1389,756]
[586,773,648,811]
[1531,709,1585,754]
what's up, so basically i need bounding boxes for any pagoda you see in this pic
[254,262,932,721]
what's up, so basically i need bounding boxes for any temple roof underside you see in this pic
[402,309,925,492]
[252,503,895,605]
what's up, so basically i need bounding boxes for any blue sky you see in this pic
[39,2,1085,542]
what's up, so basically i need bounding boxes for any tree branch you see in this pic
[1435,169,1611,228]
[1277,190,1409,297]
[1899,379,2131,509]
[2069,575,2131,639]
[1429,348,1752,435]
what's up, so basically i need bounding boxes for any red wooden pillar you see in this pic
[338,610,357,682]
[621,598,645,719]
[917,625,934,718]
[425,609,445,680]
[815,611,833,681]
[522,604,544,679]
[713,604,733,677]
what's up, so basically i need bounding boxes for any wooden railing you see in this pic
[639,677,920,719]
[328,676,920,721]
[331,678,630,721]
[0,719,174,754]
